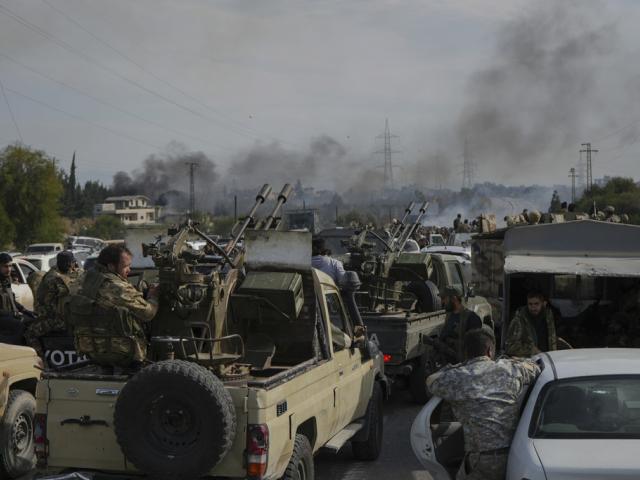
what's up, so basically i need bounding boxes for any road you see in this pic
[315,390,433,480]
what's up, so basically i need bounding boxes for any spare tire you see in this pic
[405,280,441,313]
[114,360,236,480]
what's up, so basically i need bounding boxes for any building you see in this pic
[94,195,160,225]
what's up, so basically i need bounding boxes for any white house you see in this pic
[94,195,160,225]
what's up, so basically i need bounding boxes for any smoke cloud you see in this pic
[456,1,619,180]
[112,141,219,210]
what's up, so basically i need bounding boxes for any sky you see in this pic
[0,0,639,191]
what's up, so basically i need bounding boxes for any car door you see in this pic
[410,397,462,480]
[11,262,34,310]
[323,288,371,431]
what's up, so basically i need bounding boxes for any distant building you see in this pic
[94,195,160,225]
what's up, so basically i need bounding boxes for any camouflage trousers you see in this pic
[23,317,66,356]
[75,331,147,367]
[456,451,508,480]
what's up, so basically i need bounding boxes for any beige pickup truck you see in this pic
[0,343,41,479]
[34,231,388,480]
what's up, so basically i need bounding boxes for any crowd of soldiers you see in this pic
[505,203,629,227]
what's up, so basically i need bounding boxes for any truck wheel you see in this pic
[114,360,236,480]
[409,353,434,404]
[0,390,36,479]
[281,434,314,480]
[405,280,440,313]
[352,382,383,461]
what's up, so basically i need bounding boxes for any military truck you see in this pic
[0,344,42,479]
[472,219,640,351]
[324,203,492,403]
[34,228,387,480]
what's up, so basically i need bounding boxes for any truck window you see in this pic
[553,275,599,300]
[325,292,352,337]
[445,261,464,292]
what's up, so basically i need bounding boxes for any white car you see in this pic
[24,243,64,255]
[22,253,58,272]
[66,235,105,253]
[8,257,39,310]
[410,349,640,480]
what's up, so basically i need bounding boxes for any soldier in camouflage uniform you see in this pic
[427,327,540,480]
[69,245,159,369]
[24,251,80,356]
[505,291,557,357]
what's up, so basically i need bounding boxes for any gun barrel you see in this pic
[398,201,429,251]
[225,184,272,253]
[390,201,415,239]
[262,183,293,230]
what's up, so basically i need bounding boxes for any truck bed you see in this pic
[362,310,446,365]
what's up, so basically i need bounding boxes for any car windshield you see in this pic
[532,376,640,439]
[26,259,42,270]
[450,234,472,247]
[26,246,54,253]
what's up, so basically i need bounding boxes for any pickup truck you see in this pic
[0,343,42,479]
[34,230,387,480]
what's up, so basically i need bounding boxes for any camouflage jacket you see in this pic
[0,276,23,316]
[427,356,540,452]
[35,267,73,325]
[505,306,557,357]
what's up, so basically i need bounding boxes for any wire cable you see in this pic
[0,76,23,142]
[5,86,163,150]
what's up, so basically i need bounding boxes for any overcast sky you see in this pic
[0,0,639,190]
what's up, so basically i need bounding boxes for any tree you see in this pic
[0,203,15,249]
[84,216,126,240]
[0,145,64,247]
[576,177,640,223]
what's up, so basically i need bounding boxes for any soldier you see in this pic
[505,291,557,357]
[69,245,159,370]
[459,219,472,233]
[311,237,346,285]
[453,213,462,232]
[436,286,483,363]
[427,327,540,480]
[604,205,621,223]
[0,253,35,345]
[24,251,80,356]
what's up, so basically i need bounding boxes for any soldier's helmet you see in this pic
[621,214,630,223]
[0,252,13,265]
[605,205,615,214]
[528,210,542,224]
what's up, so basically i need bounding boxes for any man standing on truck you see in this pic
[505,291,557,357]
[427,327,540,480]
[70,245,159,370]
[24,251,80,357]
[311,237,346,285]
[437,286,482,363]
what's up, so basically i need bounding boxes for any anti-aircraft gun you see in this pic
[141,183,293,376]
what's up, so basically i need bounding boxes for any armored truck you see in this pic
[34,230,387,480]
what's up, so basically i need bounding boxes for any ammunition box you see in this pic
[233,271,304,321]
[389,252,431,281]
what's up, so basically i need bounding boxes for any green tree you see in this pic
[0,203,15,249]
[0,145,64,247]
[576,177,640,223]
[85,216,126,240]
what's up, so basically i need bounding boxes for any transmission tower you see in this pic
[186,161,198,214]
[568,167,579,203]
[461,138,477,189]
[579,143,598,193]
[375,118,401,192]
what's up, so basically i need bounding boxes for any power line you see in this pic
[0,3,264,145]
[0,52,231,152]
[0,76,22,142]
[41,0,288,145]
[5,86,162,150]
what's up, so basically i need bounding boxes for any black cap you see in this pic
[0,253,12,265]
[57,250,76,270]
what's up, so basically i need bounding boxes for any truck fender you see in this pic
[0,371,9,417]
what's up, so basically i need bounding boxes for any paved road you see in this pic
[315,390,433,480]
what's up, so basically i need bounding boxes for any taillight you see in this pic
[34,413,48,466]
[383,354,392,363]
[246,424,269,479]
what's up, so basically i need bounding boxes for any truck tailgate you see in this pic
[39,378,127,471]
[363,311,445,362]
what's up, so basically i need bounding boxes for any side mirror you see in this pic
[466,283,476,298]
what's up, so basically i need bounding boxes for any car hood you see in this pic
[533,439,640,479]
[0,343,38,361]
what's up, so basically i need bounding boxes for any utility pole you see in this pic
[461,138,476,190]
[375,118,400,192]
[579,143,598,193]
[186,161,198,215]
[568,167,578,203]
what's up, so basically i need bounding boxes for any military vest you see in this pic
[68,269,143,366]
